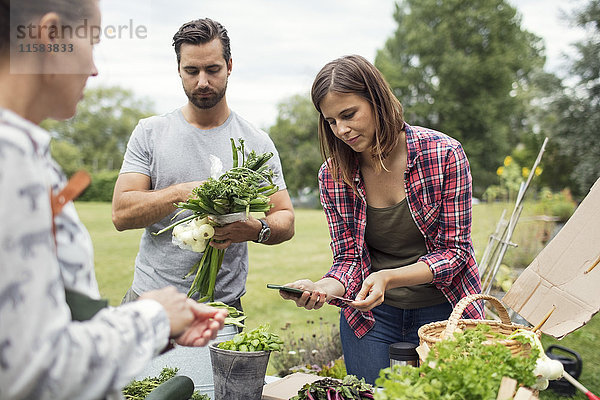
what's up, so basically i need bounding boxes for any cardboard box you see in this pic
[261,373,326,400]
[503,177,600,338]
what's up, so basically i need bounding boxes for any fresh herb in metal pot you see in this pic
[217,324,283,352]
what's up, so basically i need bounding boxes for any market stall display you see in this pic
[134,173,600,399]
[377,324,540,399]
[403,178,600,397]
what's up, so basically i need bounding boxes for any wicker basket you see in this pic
[417,293,537,361]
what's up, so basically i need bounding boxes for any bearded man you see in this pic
[112,18,295,311]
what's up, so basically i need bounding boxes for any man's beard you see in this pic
[185,81,227,110]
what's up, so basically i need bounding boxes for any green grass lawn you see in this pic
[76,202,598,398]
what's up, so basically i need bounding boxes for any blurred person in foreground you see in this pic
[0,1,226,399]
[279,55,483,384]
[112,18,294,310]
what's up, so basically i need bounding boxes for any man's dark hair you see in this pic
[172,18,231,66]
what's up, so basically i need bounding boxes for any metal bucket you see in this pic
[135,324,237,399]
[209,342,271,400]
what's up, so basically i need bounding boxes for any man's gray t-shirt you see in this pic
[120,108,287,304]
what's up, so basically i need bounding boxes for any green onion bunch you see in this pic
[154,138,278,302]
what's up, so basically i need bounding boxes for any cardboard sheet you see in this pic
[503,178,600,338]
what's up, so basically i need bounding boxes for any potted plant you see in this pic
[209,325,283,400]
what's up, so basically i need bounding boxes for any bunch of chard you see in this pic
[154,138,278,301]
[292,375,374,400]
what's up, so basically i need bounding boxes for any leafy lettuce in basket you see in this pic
[375,325,538,400]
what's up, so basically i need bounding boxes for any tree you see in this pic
[42,86,154,174]
[375,0,548,196]
[501,66,568,194]
[545,0,600,197]
[268,94,322,199]
[49,140,83,177]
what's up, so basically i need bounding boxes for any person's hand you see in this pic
[175,300,227,347]
[139,287,195,337]
[210,217,262,249]
[139,287,227,346]
[350,270,389,311]
[279,279,328,310]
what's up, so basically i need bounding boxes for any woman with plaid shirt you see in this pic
[278,55,483,384]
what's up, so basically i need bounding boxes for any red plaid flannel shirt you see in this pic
[319,124,483,338]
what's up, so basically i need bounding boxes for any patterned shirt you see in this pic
[0,108,171,400]
[319,124,483,338]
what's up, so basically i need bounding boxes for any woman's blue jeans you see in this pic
[339,301,452,385]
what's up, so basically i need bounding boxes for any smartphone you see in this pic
[267,284,353,302]
[266,284,305,296]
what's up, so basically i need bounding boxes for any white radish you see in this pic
[546,359,565,380]
[193,217,208,227]
[532,376,549,391]
[179,230,196,246]
[190,240,207,253]
[171,218,214,252]
[508,329,564,384]
[533,358,551,378]
[196,223,215,239]
[173,223,187,237]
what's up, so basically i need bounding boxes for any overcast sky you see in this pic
[89,0,587,130]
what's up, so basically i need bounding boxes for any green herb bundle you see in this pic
[291,375,374,400]
[374,325,538,400]
[154,138,278,301]
[217,324,283,352]
[123,367,178,400]
[123,367,211,400]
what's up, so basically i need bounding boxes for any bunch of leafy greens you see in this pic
[173,138,277,218]
[375,325,538,400]
[205,301,246,328]
[154,138,278,301]
[217,324,283,352]
[123,367,210,400]
[122,367,178,400]
[291,375,374,400]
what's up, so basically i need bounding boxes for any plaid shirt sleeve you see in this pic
[318,163,376,337]
[405,126,483,319]
[318,163,366,298]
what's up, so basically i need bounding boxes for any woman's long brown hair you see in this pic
[311,54,404,191]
